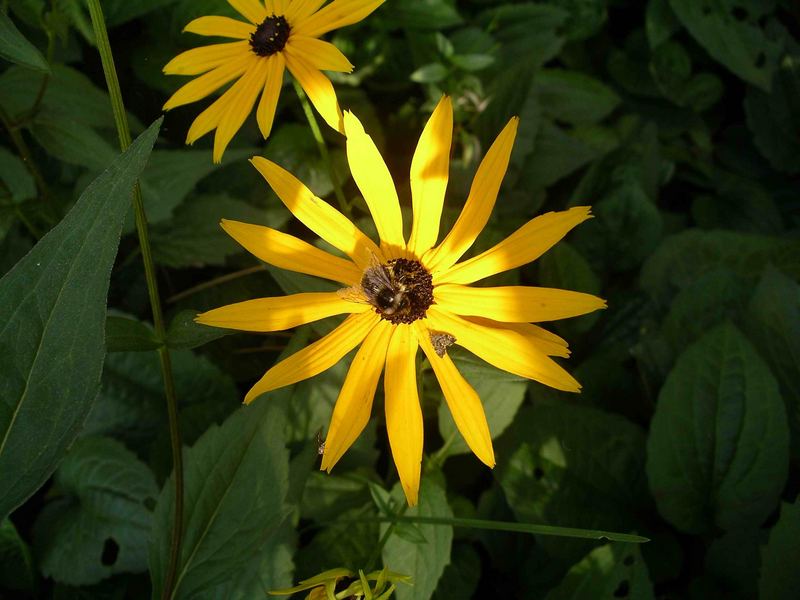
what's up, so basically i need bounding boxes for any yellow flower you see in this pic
[162,0,385,162]
[197,97,607,505]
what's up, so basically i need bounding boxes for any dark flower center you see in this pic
[360,258,434,325]
[250,15,290,57]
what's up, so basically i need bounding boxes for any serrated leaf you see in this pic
[545,543,654,600]
[668,0,783,90]
[151,194,287,268]
[0,119,161,520]
[744,267,800,459]
[0,518,35,592]
[437,347,526,457]
[382,478,453,600]
[535,69,620,125]
[32,437,158,585]
[758,500,800,600]
[149,401,291,599]
[0,10,48,72]
[640,229,800,300]
[646,323,789,534]
[498,402,649,561]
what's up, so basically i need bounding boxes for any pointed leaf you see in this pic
[0,119,161,520]
[0,10,48,72]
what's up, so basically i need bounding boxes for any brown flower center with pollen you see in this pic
[360,258,434,325]
[250,15,290,57]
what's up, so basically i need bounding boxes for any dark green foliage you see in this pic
[1,0,799,598]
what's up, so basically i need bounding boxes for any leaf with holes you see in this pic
[149,400,290,599]
[545,543,655,600]
[32,437,159,585]
[646,323,789,533]
[498,402,649,562]
[668,0,783,90]
[0,119,160,521]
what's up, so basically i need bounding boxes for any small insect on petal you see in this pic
[430,331,456,358]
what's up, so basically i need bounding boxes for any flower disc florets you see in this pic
[360,258,434,324]
[250,15,290,56]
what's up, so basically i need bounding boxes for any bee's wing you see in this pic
[337,285,368,303]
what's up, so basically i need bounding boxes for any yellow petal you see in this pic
[465,317,570,358]
[384,324,422,506]
[220,219,363,284]
[408,96,453,257]
[434,284,607,322]
[227,0,267,24]
[196,292,368,332]
[286,36,354,72]
[414,321,494,468]
[256,53,286,138]
[184,16,255,38]
[292,0,386,38]
[321,320,393,471]
[163,41,250,76]
[426,306,581,392]
[269,0,288,13]
[285,0,326,22]
[424,117,518,271]
[245,311,379,403]
[213,59,270,163]
[164,55,252,110]
[250,157,381,267]
[436,206,593,286]
[285,52,343,132]
[343,111,405,256]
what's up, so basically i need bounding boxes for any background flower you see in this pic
[163,0,385,162]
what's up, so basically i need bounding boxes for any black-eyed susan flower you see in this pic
[163,0,384,162]
[196,97,607,505]
[270,567,409,599]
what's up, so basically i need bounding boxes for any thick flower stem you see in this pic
[292,79,352,218]
[86,2,184,598]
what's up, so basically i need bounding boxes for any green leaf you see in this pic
[661,267,749,351]
[705,529,764,598]
[744,54,800,173]
[0,119,161,521]
[0,64,118,128]
[149,400,290,599]
[0,145,35,203]
[538,242,602,334]
[745,267,800,459]
[449,53,494,71]
[0,10,48,72]
[498,402,649,561]
[166,309,231,350]
[382,478,453,600]
[640,229,800,300]
[411,62,449,83]
[0,518,35,592]
[758,500,800,600]
[98,0,180,26]
[646,323,789,534]
[646,0,681,48]
[544,544,654,600]
[535,69,620,125]
[431,543,481,600]
[542,0,607,41]
[392,0,462,30]
[105,314,161,352]
[479,4,567,67]
[32,437,158,585]
[151,194,287,268]
[668,0,783,90]
[139,148,255,226]
[30,115,116,170]
[437,347,527,457]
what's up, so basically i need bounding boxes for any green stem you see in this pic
[291,79,351,218]
[365,503,408,573]
[85,3,184,599]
